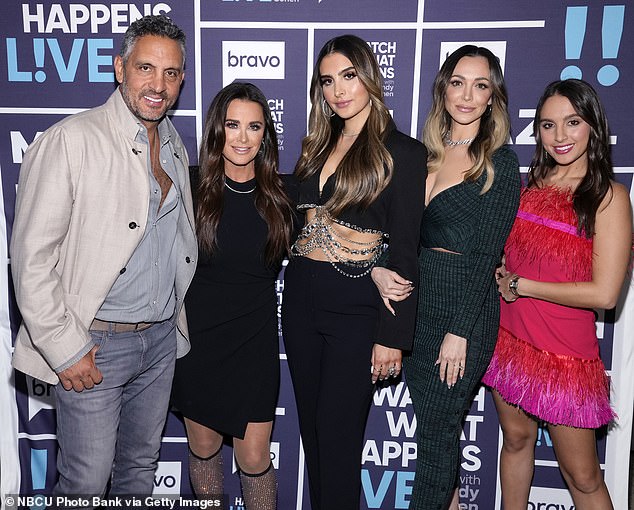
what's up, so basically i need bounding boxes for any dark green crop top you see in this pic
[421,145,521,339]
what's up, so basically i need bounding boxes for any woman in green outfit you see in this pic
[372,45,520,509]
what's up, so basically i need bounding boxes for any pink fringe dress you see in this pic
[482,186,615,428]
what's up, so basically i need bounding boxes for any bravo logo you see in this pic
[27,375,55,421]
[152,461,181,495]
[528,487,575,510]
[222,41,285,87]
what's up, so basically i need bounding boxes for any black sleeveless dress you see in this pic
[171,175,281,439]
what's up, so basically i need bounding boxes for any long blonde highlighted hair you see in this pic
[295,34,393,216]
[423,45,510,193]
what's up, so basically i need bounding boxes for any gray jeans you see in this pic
[53,318,177,499]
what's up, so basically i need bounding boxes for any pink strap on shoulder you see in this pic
[516,210,581,237]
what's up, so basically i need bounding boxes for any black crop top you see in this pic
[295,127,428,350]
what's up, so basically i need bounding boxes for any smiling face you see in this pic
[538,93,591,171]
[319,52,371,128]
[222,99,265,178]
[114,34,185,129]
[444,55,493,134]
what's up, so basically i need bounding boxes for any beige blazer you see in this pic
[11,89,198,384]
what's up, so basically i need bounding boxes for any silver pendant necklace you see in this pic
[225,182,256,194]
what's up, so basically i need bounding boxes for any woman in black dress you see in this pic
[282,34,427,509]
[171,82,293,509]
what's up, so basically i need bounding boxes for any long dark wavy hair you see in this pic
[528,79,613,237]
[423,45,510,193]
[196,82,293,265]
[294,34,393,217]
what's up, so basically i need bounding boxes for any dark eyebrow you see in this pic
[320,66,356,80]
[133,61,182,73]
[540,113,582,123]
[450,73,490,82]
[224,119,264,125]
[338,66,355,76]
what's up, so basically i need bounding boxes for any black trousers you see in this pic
[282,257,380,510]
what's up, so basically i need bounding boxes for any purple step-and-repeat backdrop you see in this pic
[1,2,633,509]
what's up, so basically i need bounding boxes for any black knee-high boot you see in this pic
[188,446,223,497]
[239,463,277,510]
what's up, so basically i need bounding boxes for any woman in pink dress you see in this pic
[483,79,632,509]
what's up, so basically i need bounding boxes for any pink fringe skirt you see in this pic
[482,326,616,428]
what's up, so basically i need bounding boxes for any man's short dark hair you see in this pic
[120,14,186,66]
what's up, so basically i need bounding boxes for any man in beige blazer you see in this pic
[10,15,197,497]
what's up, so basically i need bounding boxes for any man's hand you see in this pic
[58,345,103,392]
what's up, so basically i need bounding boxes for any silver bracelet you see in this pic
[508,274,521,297]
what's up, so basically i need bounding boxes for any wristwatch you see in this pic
[509,274,521,297]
